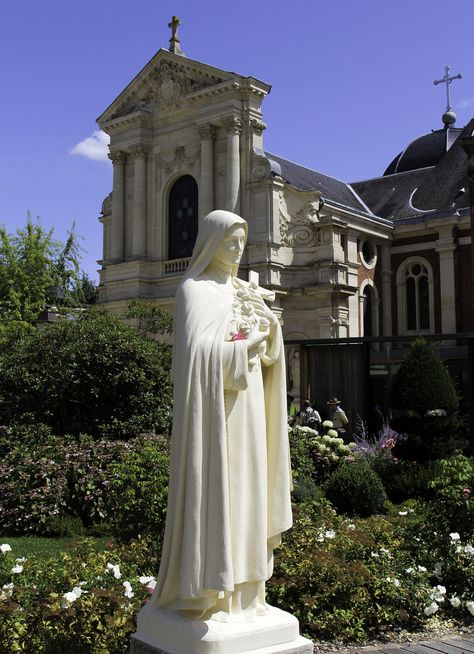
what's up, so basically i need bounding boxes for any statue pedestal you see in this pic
[130,603,313,654]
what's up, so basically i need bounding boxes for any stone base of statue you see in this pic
[130,603,313,654]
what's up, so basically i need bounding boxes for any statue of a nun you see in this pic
[150,209,293,622]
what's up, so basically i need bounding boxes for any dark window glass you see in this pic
[406,277,416,331]
[168,175,198,260]
[419,276,430,330]
[363,287,373,337]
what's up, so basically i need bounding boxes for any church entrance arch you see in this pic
[168,175,199,260]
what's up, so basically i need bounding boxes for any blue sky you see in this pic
[1,0,473,281]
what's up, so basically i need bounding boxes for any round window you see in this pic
[360,240,376,268]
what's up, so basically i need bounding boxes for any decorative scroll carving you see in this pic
[130,144,150,159]
[251,118,267,135]
[155,146,200,189]
[280,199,321,247]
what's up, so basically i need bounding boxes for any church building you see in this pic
[96,20,474,358]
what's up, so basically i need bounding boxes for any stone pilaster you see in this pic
[108,151,127,262]
[381,244,392,336]
[198,124,216,219]
[461,129,474,332]
[224,116,242,214]
[131,145,149,259]
[436,226,456,333]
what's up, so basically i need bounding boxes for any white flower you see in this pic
[11,565,23,574]
[0,544,12,555]
[106,563,121,579]
[325,530,336,539]
[347,523,356,530]
[405,567,415,574]
[449,595,461,608]
[123,581,134,598]
[371,552,379,558]
[0,583,14,601]
[147,579,157,591]
[464,544,474,555]
[456,545,463,554]
[450,532,461,542]
[392,578,401,587]
[71,586,83,599]
[138,575,155,585]
[398,511,408,516]
[15,557,27,563]
[431,585,446,602]
[466,600,474,616]
[61,591,78,607]
[417,565,427,572]
[424,601,439,616]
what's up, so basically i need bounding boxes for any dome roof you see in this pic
[384,126,463,176]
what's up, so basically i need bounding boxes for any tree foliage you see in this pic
[0,217,86,324]
[0,309,172,438]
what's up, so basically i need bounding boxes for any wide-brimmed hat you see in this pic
[326,397,341,405]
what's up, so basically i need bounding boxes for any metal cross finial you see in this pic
[433,65,462,111]
[168,16,184,55]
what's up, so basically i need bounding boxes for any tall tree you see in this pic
[0,217,84,324]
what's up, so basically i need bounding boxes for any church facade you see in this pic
[96,34,474,352]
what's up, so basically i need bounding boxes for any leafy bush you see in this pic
[268,499,474,642]
[324,462,387,517]
[0,309,172,438]
[390,339,465,461]
[427,455,474,535]
[0,537,159,653]
[108,435,170,543]
[289,426,320,501]
[375,459,437,503]
[0,435,170,537]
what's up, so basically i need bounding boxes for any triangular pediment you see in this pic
[97,50,243,125]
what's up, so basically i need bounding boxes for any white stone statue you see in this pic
[132,210,312,654]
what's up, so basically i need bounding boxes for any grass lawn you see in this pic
[0,535,110,560]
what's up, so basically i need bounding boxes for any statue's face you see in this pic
[213,226,246,268]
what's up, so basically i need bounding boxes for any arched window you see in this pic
[168,175,198,260]
[363,285,374,336]
[359,281,379,337]
[396,258,434,334]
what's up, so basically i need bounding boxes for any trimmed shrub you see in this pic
[324,462,387,517]
[0,309,172,438]
[390,338,465,461]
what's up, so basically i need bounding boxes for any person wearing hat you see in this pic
[326,397,348,435]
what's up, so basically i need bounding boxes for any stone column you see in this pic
[436,226,456,333]
[131,145,149,260]
[225,116,242,214]
[108,151,127,262]
[198,124,216,220]
[381,244,392,336]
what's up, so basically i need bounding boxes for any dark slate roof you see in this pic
[265,152,372,216]
[351,168,433,222]
[411,120,473,212]
[353,119,473,223]
[384,127,463,175]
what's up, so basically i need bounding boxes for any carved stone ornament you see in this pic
[155,146,200,189]
[147,61,224,112]
[224,116,242,135]
[197,124,217,140]
[251,118,267,135]
[108,151,127,165]
[279,199,321,247]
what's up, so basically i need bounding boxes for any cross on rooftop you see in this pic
[168,16,184,55]
[433,65,462,112]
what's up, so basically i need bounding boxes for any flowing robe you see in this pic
[151,211,292,616]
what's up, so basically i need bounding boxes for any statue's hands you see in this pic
[250,292,278,334]
[246,322,270,351]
